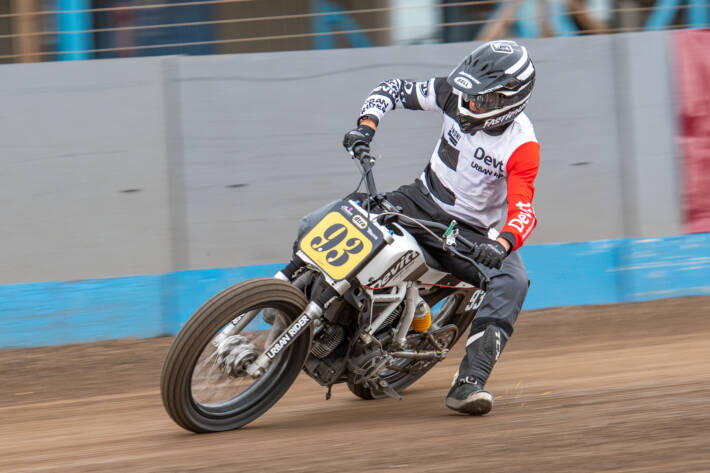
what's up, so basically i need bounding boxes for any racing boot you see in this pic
[446,376,493,415]
[445,324,509,415]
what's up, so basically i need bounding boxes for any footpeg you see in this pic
[375,378,402,401]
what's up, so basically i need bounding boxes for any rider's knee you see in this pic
[488,261,529,306]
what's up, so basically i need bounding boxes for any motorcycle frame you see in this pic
[242,148,489,381]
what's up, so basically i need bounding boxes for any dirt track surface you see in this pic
[1,296,709,473]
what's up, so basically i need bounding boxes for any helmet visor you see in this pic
[463,91,516,113]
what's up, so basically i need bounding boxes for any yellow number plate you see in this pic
[299,211,374,281]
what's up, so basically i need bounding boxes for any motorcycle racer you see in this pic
[342,40,539,415]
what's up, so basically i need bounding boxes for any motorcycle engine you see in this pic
[300,274,406,388]
[302,293,355,386]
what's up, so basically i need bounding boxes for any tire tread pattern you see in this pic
[160,278,309,432]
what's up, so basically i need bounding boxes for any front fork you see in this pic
[244,257,351,378]
[213,257,308,347]
[245,300,322,377]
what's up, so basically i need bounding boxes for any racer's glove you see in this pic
[472,240,508,270]
[343,124,375,154]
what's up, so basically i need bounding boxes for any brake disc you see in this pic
[215,334,259,377]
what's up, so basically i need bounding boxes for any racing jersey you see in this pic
[358,77,540,251]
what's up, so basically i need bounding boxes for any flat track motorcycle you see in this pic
[160,146,491,433]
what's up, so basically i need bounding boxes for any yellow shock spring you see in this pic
[411,308,432,333]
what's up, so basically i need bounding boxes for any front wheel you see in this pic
[160,278,311,433]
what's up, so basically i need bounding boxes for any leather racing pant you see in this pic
[384,180,529,386]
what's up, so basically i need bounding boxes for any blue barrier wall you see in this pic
[523,234,710,308]
[1,235,708,348]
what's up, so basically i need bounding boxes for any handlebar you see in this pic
[382,214,480,252]
[350,144,379,200]
[375,213,491,289]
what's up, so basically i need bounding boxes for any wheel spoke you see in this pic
[190,308,292,406]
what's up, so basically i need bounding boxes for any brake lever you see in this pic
[439,220,490,289]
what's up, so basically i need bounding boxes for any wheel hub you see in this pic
[215,334,259,377]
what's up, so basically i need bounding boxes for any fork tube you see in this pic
[275,255,305,281]
[246,282,348,377]
[217,259,305,346]
[246,299,322,377]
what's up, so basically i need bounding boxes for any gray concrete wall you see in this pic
[177,32,681,269]
[0,57,176,284]
[525,34,627,244]
[0,31,682,283]
[620,32,681,238]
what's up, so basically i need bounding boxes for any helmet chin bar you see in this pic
[455,114,483,134]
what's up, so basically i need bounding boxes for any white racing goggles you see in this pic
[456,84,532,119]
[463,91,513,112]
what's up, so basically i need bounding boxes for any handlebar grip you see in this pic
[352,144,372,160]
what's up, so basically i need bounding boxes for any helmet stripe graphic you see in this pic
[505,46,528,74]
[458,70,481,84]
[517,62,535,81]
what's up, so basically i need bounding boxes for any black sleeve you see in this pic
[358,78,443,125]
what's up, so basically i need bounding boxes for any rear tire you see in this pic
[160,278,311,432]
[347,290,471,400]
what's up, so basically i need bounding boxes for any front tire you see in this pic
[160,278,311,433]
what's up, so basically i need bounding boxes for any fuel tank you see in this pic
[356,224,444,289]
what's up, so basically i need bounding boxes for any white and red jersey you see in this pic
[359,77,540,251]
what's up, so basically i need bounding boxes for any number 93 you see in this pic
[310,223,364,267]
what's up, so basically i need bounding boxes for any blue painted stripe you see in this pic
[1,235,709,348]
[0,264,282,349]
[520,239,622,308]
[520,233,710,309]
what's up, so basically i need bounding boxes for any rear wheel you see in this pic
[347,290,472,400]
[160,278,311,432]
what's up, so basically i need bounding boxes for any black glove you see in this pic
[343,124,375,153]
[472,240,508,269]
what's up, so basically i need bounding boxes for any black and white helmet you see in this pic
[447,40,535,133]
